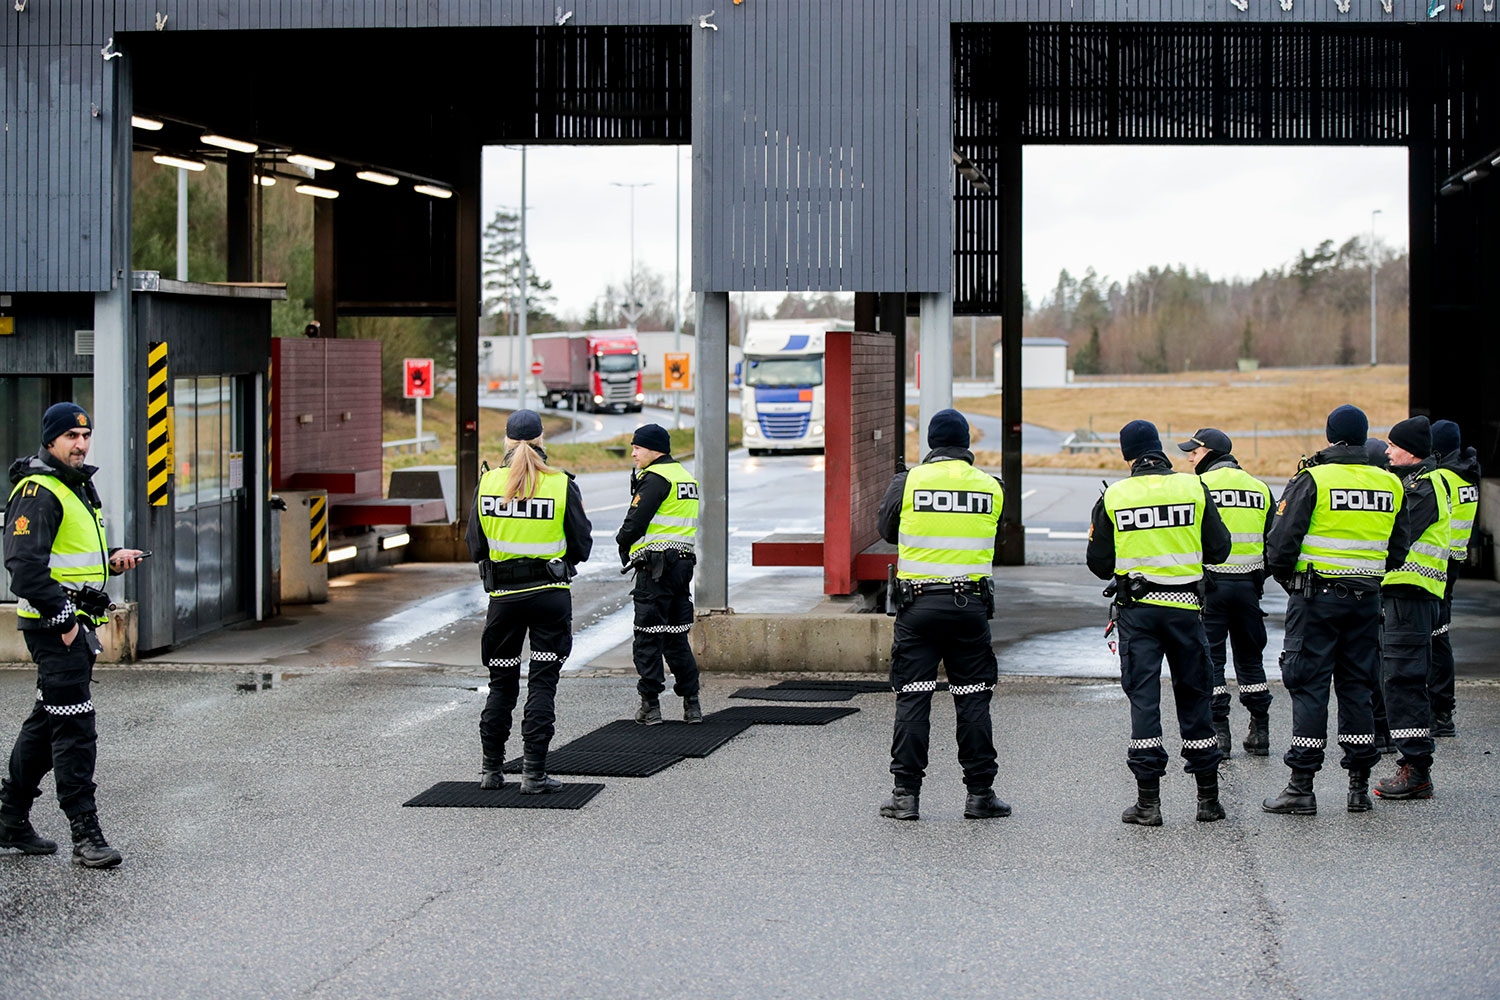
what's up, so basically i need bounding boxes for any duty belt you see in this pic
[908,579,986,597]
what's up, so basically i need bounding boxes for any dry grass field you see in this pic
[968,365,1408,479]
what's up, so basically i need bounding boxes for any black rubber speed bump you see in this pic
[549,719,752,759]
[403,781,603,809]
[769,680,895,694]
[706,706,860,725]
[501,749,682,777]
[729,687,858,702]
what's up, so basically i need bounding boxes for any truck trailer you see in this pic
[530,330,645,413]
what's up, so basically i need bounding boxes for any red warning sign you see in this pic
[404,358,434,399]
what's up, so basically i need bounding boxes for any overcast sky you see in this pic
[482,144,1409,320]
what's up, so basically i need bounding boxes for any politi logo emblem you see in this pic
[1328,489,1395,512]
[479,496,556,519]
[1114,503,1196,531]
[676,482,700,500]
[1209,489,1266,509]
[912,490,993,514]
[10,515,29,536]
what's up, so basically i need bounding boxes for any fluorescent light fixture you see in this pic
[287,153,336,171]
[380,532,411,550]
[1439,182,1463,196]
[131,115,164,131]
[294,184,340,200]
[1492,154,1500,168]
[356,170,399,186]
[255,174,276,187]
[152,154,206,172]
[1461,168,1485,183]
[327,544,358,563]
[413,183,453,199]
[201,133,258,153]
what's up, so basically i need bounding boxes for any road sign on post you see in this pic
[404,358,435,399]
[663,352,692,391]
[530,359,544,376]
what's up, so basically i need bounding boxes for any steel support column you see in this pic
[313,200,337,338]
[694,291,730,610]
[226,152,254,283]
[917,293,954,446]
[879,293,907,468]
[456,144,482,525]
[998,138,1025,565]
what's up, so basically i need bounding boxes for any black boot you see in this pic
[683,695,703,724]
[1262,769,1317,815]
[634,697,663,726]
[479,754,506,790]
[0,814,57,855]
[963,787,1012,818]
[1374,762,1433,800]
[1214,717,1233,760]
[1347,768,1373,812]
[68,812,123,869]
[1242,712,1270,757]
[879,787,919,820]
[1432,711,1457,738]
[1121,780,1162,826]
[1195,772,1226,822]
[519,752,563,795]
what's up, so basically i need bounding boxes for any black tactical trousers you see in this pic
[1427,571,1458,717]
[1116,604,1222,780]
[632,553,699,701]
[479,588,572,763]
[1202,575,1272,719]
[1281,587,1381,773]
[1382,595,1437,768]
[888,593,998,792]
[0,629,99,821]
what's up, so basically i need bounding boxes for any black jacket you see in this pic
[464,448,593,568]
[1086,452,1232,582]
[1196,454,1275,576]
[1264,443,1411,591]
[3,450,116,632]
[1382,456,1444,600]
[616,455,682,565]
[876,447,1005,552]
[1437,447,1482,488]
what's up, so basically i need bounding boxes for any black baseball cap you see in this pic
[1176,428,1233,454]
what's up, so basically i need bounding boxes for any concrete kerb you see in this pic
[0,602,136,665]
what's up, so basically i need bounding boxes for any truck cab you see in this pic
[740,320,851,455]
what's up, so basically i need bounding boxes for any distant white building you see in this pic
[992,337,1070,389]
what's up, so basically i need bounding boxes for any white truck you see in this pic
[738,319,852,456]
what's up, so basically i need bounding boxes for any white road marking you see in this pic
[1020,489,1037,500]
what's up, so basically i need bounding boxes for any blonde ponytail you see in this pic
[503,437,556,503]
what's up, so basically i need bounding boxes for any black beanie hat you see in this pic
[42,402,92,446]
[1387,415,1431,460]
[926,408,970,449]
[1325,404,1368,445]
[1119,419,1163,462]
[1364,438,1391,470]
[632,423,671,454]
[506,409,544,441]
[1431,420,1461,456]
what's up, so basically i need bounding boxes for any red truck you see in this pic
[530,330,645,413]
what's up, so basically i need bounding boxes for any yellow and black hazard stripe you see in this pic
[146,342,171,506]
[309,495,328,564]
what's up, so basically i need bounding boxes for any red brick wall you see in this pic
[271,338,384,499]
[824,332,896,593]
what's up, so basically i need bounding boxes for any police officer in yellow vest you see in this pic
[1177,428,1275,758]
[1372,416,1450,801]
[1262,404,1408,816]
[616,424,701,726]
[1427,419,1480,739]
[875,409,1010,821]
[465,410,593,793]
[1,403,145,868]
[1089,420,1231,826]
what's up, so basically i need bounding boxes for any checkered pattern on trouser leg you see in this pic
[632,567,699,701]
[1282,591,1382,774]
[1116,606,1222,781]
[1381,595,1437,769]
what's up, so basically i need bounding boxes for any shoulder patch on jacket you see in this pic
[630,494,641,507]
[11,515,29,536]
[21,481,39,498]
[1276,499,1287,516]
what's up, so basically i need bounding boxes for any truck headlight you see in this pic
[635,393,645,402]
[811,424,824,436]
[593,394,604,404]
[745,423,759,436]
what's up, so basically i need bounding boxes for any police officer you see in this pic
[1089,420,1231,826]
[1262,404,1407,816]
[616,424,701,726]
[1373,416,1449,801]
[1,403,144,868]
[1363,437,1397,754]
[1177,428,1274,757]
[465,410,592,793]
[876,409,1008,821]
[1428,419,1480,738]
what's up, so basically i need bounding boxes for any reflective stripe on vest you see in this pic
[1383,471,1451,597]
[1295,464,1402,579]
[630,461,699,558]
[896,459,1002,581]
[1103,472,1205,609]
[1434,467,1479,560]
[1200,466,1271,574]
[7,474,110,623]
[476,467,568,595]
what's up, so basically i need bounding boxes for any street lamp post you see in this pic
[1369,208,1382,367]
[610,181,654,330]
[519,146,529,411]
[673,150,683,430]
